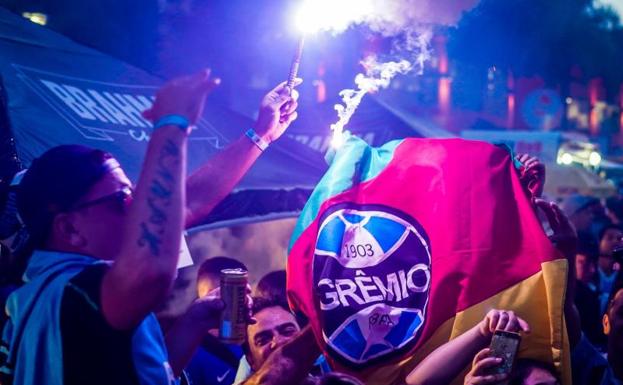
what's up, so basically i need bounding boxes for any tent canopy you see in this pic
[0,7,326,229]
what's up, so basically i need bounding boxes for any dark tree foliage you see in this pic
[449,0,623,98]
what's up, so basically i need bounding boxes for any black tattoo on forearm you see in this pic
[137,139,180,255]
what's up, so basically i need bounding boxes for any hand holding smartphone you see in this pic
[485,330,521,384]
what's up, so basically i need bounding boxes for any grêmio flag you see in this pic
[287,136,570,385]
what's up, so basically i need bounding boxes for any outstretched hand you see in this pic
[516,153,546,198]
[254,78,302,144]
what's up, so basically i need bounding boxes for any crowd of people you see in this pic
[0,70,622,385]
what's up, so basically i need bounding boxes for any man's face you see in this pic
[575,253,596,284]
[521,366,559,385]
[246,306,300,370]
[600,228,623,257]
[605,289,623,354]
[71,167,133,260]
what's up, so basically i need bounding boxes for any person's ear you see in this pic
[197,278,219,298]
[197,280,209,298]
[603,313,611,336]
[51,213,86,248]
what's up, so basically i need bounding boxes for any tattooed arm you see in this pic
[101,71,219,330]
[185,79,301,228]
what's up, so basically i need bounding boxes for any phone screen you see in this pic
[488,331,521,375]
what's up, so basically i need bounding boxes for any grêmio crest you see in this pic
[313,203,432,367]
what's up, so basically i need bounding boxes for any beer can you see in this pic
[219,268,248,344]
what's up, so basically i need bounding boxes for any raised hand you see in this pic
[516,153,546,198]
[142,69,221,125]
[254,78,302,144]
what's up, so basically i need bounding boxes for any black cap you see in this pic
[16,145,118,245]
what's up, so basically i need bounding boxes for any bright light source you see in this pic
[294,0,373,34]
[589,151,602,167]
[331,130,345,148]
[294,2,322,34]
[559,152,573,165]
[22,12,47,25]
[565,97,573,105]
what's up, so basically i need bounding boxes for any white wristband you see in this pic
[245,129,269,151]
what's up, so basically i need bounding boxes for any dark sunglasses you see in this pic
[69,186,133,212]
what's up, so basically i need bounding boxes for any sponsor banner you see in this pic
[13,64,226,147]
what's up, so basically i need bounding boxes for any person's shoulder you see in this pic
[572,334,610,385]
[69,262,110,284]
[573,334,607,361]
[63,263,110,312]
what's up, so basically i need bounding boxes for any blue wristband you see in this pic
[153,114,190,131]
[245,128,269,151]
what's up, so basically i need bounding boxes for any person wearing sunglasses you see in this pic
[0,70,301,385]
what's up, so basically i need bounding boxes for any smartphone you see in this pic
[486,330,521,381]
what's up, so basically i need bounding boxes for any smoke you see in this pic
[296,0,472,146]
[330,58,413,146]
[322,1,435,147]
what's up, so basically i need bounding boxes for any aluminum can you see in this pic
[219,268,248,344]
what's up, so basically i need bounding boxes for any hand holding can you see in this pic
[219,268,251,344]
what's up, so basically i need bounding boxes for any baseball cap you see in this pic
[16,145,119,246]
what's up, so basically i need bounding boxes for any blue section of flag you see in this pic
[384,312,422,347]
[363,344,390,361]
[333,319,366,361]
[342,213,365,224]
[364,216,406,253]
[316,217,346,255]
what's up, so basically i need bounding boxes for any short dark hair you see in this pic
[197,256,247,283]
[17,145,116,246]
[598,224,622,244]
[576,234,599,261]
[251,296,291,317]
[256,270,287,303]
